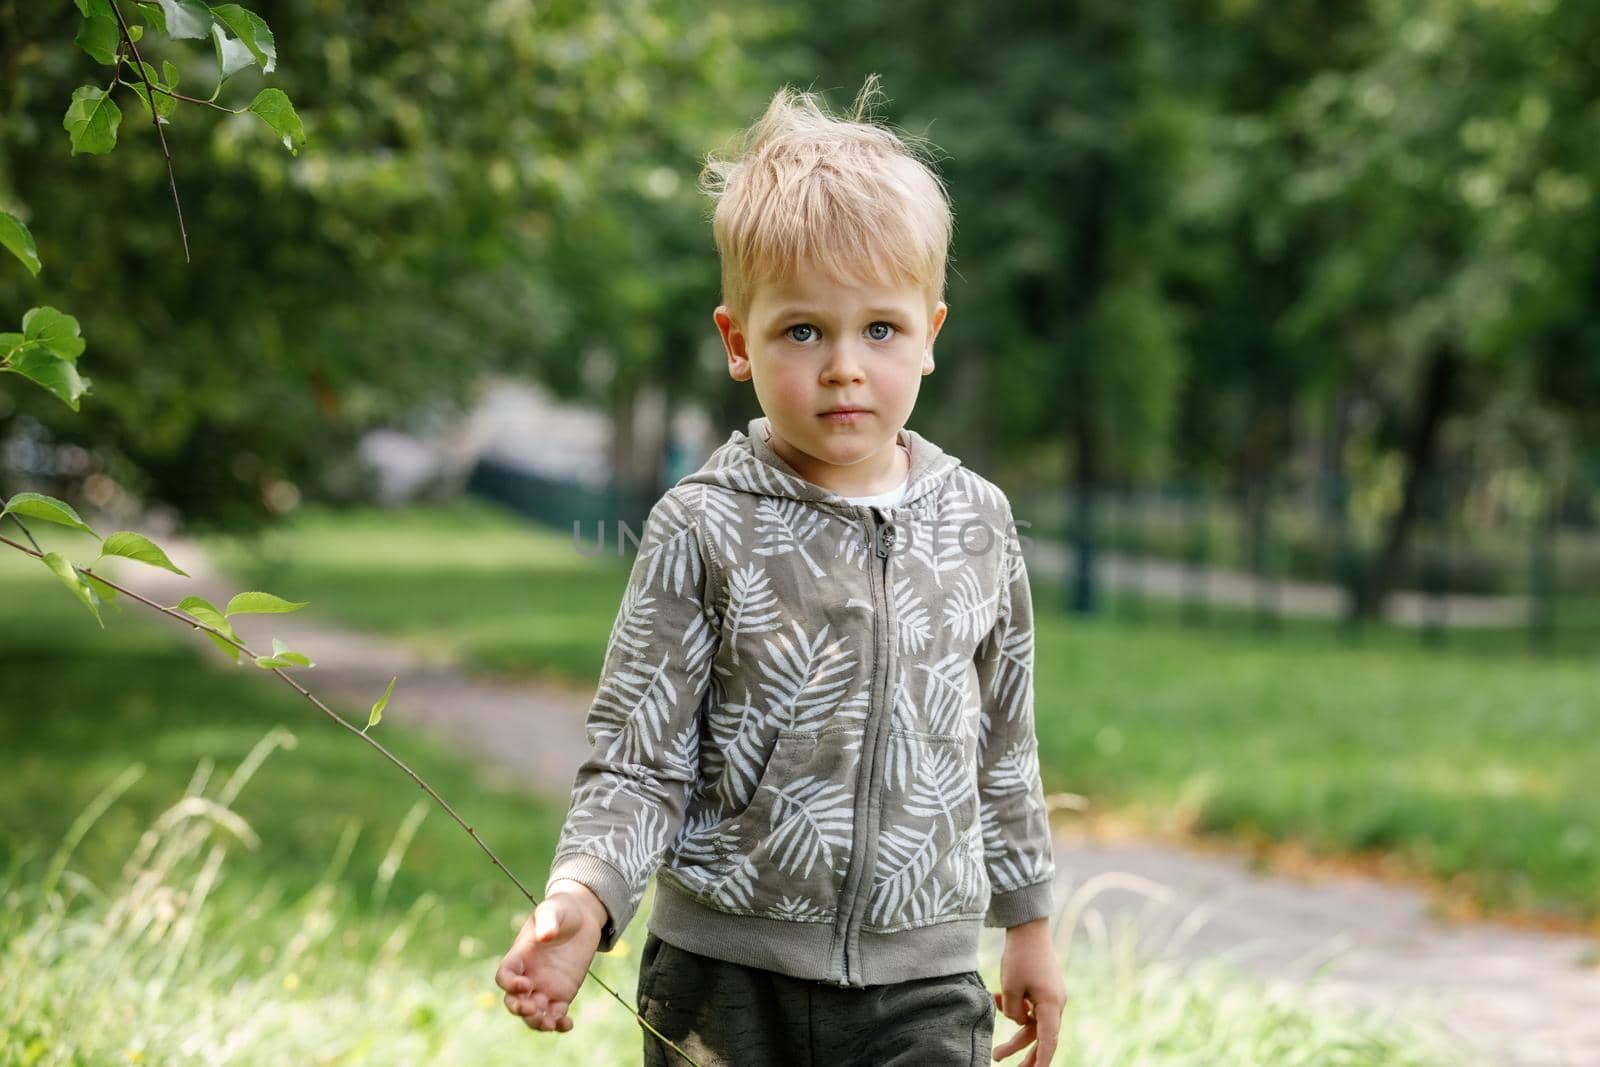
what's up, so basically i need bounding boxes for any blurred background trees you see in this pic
[6,0,1600,635]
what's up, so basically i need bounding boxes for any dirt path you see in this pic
[120,535,1595,1067]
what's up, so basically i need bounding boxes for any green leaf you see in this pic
[0,213,41,276]
[134,2,167,34]
[177,594,241,645]
[211,22,256,84]
[85,571,120,607]
[257,637,314,668]
[210,5,276,72]
[225,590,308,617]
[247,88,304,156]
[4,347,91,411]
[74,11,121,66]
[366,676,396,732]
[2,492,97,536]
[125,72,178,122]
[42,552,104,628]
[23,307,87,361]
[204,630,243,662]
[2,309,90,410]
[162,60,180,89]
[128,23,143,43]
[74,0,113,17]
[152,0,212,39]
[99,531,189,576]
[63,86,123,156]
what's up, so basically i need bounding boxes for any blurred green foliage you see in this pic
[1,0,775,528]
[6,1,1600,615]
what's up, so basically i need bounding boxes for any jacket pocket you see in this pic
[701,729,857,921]
[865,729,987,931]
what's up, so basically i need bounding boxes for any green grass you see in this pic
[1,514,1467,1064]
[0,530,566,959]
[205,499,1600,922]
[203,497,627,684]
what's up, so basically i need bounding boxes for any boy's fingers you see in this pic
[1036,1003,1060,1064]
[1000,990,1029,1023]
[992,1018,1036,1059]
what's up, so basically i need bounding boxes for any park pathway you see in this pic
[118,534,1595,1067]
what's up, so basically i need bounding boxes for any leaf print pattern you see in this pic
[711,693,773,811]
[905,502,982,588]
[725,563,781,664]
[639,491,703,597]
[903,742,965,838]
[710,854,760,910]
[698,484,745,563]
[867,823,940,926]
[772,894,832,922]
[832,515,872,570]
[547,427,1056,967]
[907,652,974,738]
[941,568,999,643]
[756,621,858,732]
[753,498,830,578]
[891,574,933,656]
[762,775,854,878]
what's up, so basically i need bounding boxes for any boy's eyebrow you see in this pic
[769,306,913,321]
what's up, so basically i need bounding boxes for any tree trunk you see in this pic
[1354,345,1461,620]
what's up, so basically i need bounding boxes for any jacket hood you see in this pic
[678,416,965,509]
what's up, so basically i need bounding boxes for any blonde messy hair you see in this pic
[699,75,953,322]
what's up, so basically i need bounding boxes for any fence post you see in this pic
[1528,484,1556,653]
[1182,480,1210,626]
[1420,465,1449,648]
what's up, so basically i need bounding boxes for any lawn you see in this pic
[0,515,1464,1064]
[206,498,1600,924]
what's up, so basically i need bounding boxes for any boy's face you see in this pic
[714,266,947,496]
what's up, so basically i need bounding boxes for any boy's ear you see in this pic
[923,301,948,375]
[715,305,752,382]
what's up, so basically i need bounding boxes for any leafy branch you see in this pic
[0,487,699,1067]
[0,5,702,1063]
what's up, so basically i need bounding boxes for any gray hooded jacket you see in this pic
[546,416,1055,988]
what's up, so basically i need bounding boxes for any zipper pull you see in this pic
[873,508,896,559]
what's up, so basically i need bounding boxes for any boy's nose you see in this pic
[819,345,867,384]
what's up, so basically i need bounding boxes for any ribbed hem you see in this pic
[545,853,629,951]
[984,878,1055,928]
[649,874,983,989]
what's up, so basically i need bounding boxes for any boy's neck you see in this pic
[763,426,912,498]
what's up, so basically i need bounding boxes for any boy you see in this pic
[497,77,1065,1066]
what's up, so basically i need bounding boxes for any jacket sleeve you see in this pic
[544,487,720,951]
[973,503,1057,928]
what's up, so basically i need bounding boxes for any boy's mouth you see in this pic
[819,407,871,423]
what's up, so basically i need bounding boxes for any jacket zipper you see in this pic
[834,506,897,985]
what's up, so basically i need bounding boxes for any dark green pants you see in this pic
[636,931,996,1067]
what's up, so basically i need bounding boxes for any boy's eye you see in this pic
[782,322,898,344]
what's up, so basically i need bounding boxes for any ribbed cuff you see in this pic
[546,853,631,951]
[984,878,1055,928]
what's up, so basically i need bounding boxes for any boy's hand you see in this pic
[495,880,608,1033]
[991,917,1067,1065]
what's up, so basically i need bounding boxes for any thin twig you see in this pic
[108,0,189,262]
[114,74,240,114]
[0,529,700,1065]
[3,512,44,556]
